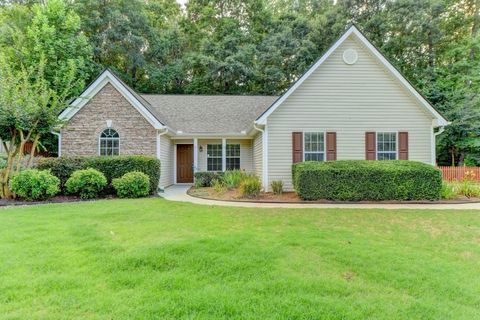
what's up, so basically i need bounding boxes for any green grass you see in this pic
[1,199,480,319]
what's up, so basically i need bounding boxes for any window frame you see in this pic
[303,131,326,162]
[206,144,223,172]
[376,131,398,160]
[226,143,241,171]
[98,128,120,156]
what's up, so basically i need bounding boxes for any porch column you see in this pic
[222,138,226,172]
[193,138,198,173]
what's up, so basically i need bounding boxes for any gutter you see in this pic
[253,122,268,192]
[434,126,445,137]
[157,128,169,193]
[51,131,61,157]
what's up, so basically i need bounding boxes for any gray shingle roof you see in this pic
[141,94,278,134]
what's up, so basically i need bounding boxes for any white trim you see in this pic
[156,134,161,160]
[170,135,253,140]
[98,128,120,156]
[375,131,398,160]
[221,138,226,172]
[173,144,177,184]
[303,131,326,161]
[52,131,61,157]
[193,138,198,173]
[255,25,449,127]
[431,124,435,165]
[253,123,268,191]
[157,128,168,160]
[433,124,445,166]
[263,123,269,192]
[59,70,164,129]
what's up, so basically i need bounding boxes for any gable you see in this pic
[59,70,164,129]
[66,83,155,129]
[255,26,448,127]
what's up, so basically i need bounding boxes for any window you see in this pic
[207,143,241,171]
[377,132,397,160]
[304,132,325,161]
[99,128,119,156]
[207,144,222,171]
[226,144,240,170]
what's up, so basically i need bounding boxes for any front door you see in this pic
[176,144,194,183]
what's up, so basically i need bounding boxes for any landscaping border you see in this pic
[187,187,480,205]
[0,195,159,207]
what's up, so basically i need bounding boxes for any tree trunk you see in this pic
[27,135,41,168]
[451,148,456,167]
[458,152,466,166]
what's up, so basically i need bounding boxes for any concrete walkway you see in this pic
[160,185,480,210]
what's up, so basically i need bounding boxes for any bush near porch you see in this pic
[37,155,160,194]
[293,160,442,201]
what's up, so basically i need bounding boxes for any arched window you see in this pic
[99,128,119,156]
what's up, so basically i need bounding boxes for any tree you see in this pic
[0,0,93,99]
[0,57,72,199]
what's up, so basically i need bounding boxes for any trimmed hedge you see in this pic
[293,160,442,201]
[37,155,160,194]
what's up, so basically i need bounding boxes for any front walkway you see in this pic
[160,185,480,210]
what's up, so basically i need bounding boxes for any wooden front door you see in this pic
[176,144,194,183]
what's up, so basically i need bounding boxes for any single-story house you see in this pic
[58,25,449,191]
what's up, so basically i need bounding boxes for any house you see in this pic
[58,25,449,191]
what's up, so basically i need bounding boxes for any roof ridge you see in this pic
[141,93,278,97]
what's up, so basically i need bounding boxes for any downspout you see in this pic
[157,128,168,192]
[254,123,268,192]
[51,131,61,158]
[432,126,445,166]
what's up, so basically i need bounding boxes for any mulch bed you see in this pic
[0,195,115,207]
[188,187,480,204]
[0,194,157,207]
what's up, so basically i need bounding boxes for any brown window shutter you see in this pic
[326,132,337,160]
[365,132,376,160]
[398,132,408,160]
[292,132,303,163]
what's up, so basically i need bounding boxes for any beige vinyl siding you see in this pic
[159,135,174,188]
[267,35,434,191]
[197,139,253,172]
[252,132,263,182]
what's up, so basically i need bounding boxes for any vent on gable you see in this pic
[343,49,358,65]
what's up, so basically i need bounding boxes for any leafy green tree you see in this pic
[1,0,93,98]
[0,56,72,199]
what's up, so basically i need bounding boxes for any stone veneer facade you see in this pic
[61,83,157,156]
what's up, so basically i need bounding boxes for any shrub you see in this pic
[212,178,227,193]
[459,180,480,198]
[441,182,460,200]
[293,160,442,201]
[38,156,160,194]
[194,171,223,187]
[36,157,84,188]
[239,175,261,198]
[65,168,107,199]
[10,169,60,201]
[222,170,246,189]
[112,171,150,198]
[271,180,283,195]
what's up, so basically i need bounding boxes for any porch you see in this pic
[169,137,254,185]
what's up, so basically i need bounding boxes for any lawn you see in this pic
[1,199,479,319]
